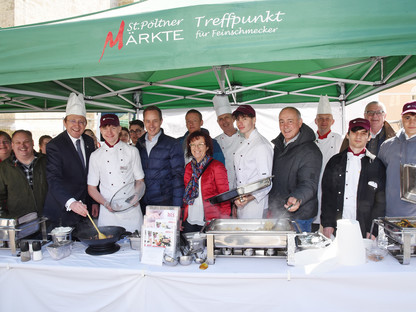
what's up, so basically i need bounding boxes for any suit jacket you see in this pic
[43,131,95,227]
[321,149,386,237]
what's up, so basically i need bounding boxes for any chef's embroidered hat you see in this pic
[213,94,232,117]
[232,104,256,118]
[317,95,332,115]
[401,101,416,115]
[66,92,86,117]
[100,114,120,127]
[348,118,370,132]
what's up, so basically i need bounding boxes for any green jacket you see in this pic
[0,153,48,219]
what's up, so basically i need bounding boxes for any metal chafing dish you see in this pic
[203,218,299,264]
[372,217,416,265]
[400,164,416,203]
[0,214,48,256]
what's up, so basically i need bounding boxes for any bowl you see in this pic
[50,227,73,243]
[129,236,141,250]
[163,254,178,266]
[179,255,193,265]
[46,241,73,260]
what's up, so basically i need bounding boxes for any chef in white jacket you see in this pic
[233,105,273,218]
[313,95,342,231]
[88,114,145,232]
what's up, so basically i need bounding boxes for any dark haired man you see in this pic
[232,105,273,219]
[136,105,184,214]
[129,119,145,145]
[43,93,97,228]
[321,118,386,238]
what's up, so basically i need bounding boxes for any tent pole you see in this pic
[340,82,346,135]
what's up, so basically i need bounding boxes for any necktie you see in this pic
[76,139,86,168]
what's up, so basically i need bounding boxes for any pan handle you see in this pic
[201,219,213,233]
[291,220,302,233]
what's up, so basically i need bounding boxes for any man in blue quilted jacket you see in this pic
[136,106,185,215]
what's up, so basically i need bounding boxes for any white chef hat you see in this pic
[66,92,86,117]
[213,94,231,117]
[317,95,332,115]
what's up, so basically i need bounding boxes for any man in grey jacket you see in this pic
[269,107,322,232]
[379,101,416,217]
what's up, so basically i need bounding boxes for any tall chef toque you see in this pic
[317,95,332,115]
[66,92,86,117]
[213,94,232,117]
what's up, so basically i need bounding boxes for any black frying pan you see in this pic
[207,176,273,204]
[76,226,126,255]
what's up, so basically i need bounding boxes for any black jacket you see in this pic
[321,149,386,237]
[43,131,95,227]
[269,124,322,220]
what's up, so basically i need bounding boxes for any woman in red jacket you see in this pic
[182,130,231,233]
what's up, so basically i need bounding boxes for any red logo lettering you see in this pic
[99,20,125,62]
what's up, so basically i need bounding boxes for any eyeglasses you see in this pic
[68,119,86,126]
[189,143,206,149]
[365,110,384,116]
[0,140,10,145]
[129,129,143,134]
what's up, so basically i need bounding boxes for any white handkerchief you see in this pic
[368,181,378,189]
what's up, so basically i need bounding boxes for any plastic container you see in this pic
[46,241,73,260]
[50,227,73,244]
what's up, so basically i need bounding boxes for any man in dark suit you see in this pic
[43,93,97,228]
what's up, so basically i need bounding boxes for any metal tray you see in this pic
[203,218,296,248]
[375,217,416,246]
[401,164,416,204]
[207,176,273,204]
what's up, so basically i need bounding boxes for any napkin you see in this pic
[336,219,366,266]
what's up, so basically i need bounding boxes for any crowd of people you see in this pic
[0,91,415,239]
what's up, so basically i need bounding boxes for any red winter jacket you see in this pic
[183,159,231,222]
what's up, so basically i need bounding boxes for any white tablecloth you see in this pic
[1,239,415,312]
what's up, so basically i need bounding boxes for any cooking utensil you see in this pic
[207,176,273,204]
[400,164,416,203]
[86,212,107,239]
[110,180,145,212]
[76,226,126,255]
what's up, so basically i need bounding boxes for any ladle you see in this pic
[86,212,107,239]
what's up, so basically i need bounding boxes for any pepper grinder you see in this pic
[32,241,43,261]
[20,241,31,262]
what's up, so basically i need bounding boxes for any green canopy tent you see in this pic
[0,0,415,128]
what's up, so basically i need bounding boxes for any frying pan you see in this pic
[207,176,273,204]
[76,226,126,255]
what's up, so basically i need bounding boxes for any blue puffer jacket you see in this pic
[136,129,185,213]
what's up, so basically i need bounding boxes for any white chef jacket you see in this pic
[215,130,241,190]
[88,141,145,232]
[314,131,343,224]
[342,152,364,220]
[234,128,273,219]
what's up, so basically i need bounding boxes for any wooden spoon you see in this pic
[86,212,107,239]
